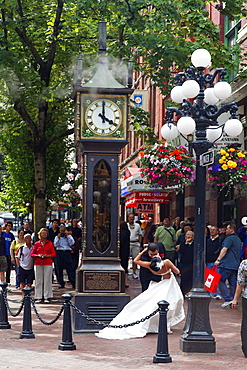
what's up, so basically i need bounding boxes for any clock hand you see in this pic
[98,113,113,125]
[98,112,106,123]
[104,116,113,125]
[102,101,105,118]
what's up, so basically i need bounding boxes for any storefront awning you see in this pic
[121,167,178,197]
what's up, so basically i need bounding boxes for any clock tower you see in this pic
[73,21,133,332]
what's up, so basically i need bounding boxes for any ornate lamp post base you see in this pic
[180,288,216,353]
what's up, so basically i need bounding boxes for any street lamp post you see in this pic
[161,49,243,353]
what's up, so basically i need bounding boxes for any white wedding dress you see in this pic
[96,272,185,340]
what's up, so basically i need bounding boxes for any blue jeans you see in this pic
[206,262,220,297]
[218,267,237,302]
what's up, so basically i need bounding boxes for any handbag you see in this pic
[204,266,222,293]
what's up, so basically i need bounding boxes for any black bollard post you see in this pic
[0,282,11,329]
[153,300,172,363]
[58,293,76,350]
[20,286,35,339]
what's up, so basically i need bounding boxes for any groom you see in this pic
[137,243,168,292]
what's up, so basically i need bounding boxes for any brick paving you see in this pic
[0,271,246,369]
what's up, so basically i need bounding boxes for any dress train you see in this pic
[96,273,184,340]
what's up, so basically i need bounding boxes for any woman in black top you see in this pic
[177,230,194,296]
[120,221,130,287]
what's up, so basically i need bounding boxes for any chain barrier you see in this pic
[30,296,64,325]
[2,289,24,317]
[69,300,160,328]
[2,288,159,329]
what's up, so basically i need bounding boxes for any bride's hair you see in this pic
[150,256,163,272]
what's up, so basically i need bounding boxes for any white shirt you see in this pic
[54,234,75,250]
[16,244,34,270]
[127,223,142,243]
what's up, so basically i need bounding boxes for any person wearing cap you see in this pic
[15,234,34,296]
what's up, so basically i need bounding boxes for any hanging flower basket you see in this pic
[139,142,196,190]
[207,146,247,197]
[63,190,81,208]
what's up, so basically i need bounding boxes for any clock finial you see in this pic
[98,20,106,56]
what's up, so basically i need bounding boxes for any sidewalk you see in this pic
[0,271,246,370]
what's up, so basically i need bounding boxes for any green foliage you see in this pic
[214,0,247,21]
[130,105,157,145]
[0,0,244,223]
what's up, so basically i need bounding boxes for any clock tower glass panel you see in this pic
[92,160,112,253]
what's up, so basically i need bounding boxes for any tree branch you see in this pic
[44,0,64,84]
[44,127,74,149]
[13,99,38,137]
[15,0,44,67]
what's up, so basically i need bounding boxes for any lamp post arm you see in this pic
[203,68,225,85]
[204,102,238,121]
[165,106,185,122]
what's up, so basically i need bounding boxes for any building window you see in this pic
[224,17,241,82]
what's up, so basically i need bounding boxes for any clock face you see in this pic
[85,99,122,136]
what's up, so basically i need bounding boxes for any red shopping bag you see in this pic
[204,266,222,293]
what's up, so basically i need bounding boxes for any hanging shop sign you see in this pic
[125,191,169,207]
[121,168,165,197]
[135,203,155,214]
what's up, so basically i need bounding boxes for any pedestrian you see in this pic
[3,221,15,284]
[21,222,33,235]
[154,217,176,263]
[48,218,60,282]
[237,223,247,260]
[54,225,76,289]
[120,221,130,288]
[10,229,25,289]
[68,219,82,273]
[31,228,56,303]
[205,226,222,299]
[177,230,194,296]
[172,216,181,232]
[15,234,34,297]
[127,213,142,279]
[0,226,7,282]
[215,222,241,308]
[232,259,247,358]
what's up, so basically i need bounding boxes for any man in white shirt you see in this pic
[15,234,34,295]
[127,213,142,279]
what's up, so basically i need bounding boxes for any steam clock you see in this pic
[73,22,133,331]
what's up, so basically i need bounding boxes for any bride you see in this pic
[96,245,184,340]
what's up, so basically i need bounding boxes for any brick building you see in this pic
[120,5,247,229]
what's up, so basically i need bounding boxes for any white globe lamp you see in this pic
[181,79,200,98]
[191,49,211,68]
[224,119,243,137]
[177,116,196,135]
[213,81,232,100]
[204,87,219,105]
[161,123,179,141]
[170,85,186,104]
[206,126,222,142]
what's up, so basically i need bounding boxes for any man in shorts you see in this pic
[127,214,143,279]
[0,226,7,282]
[15,234,34,296]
